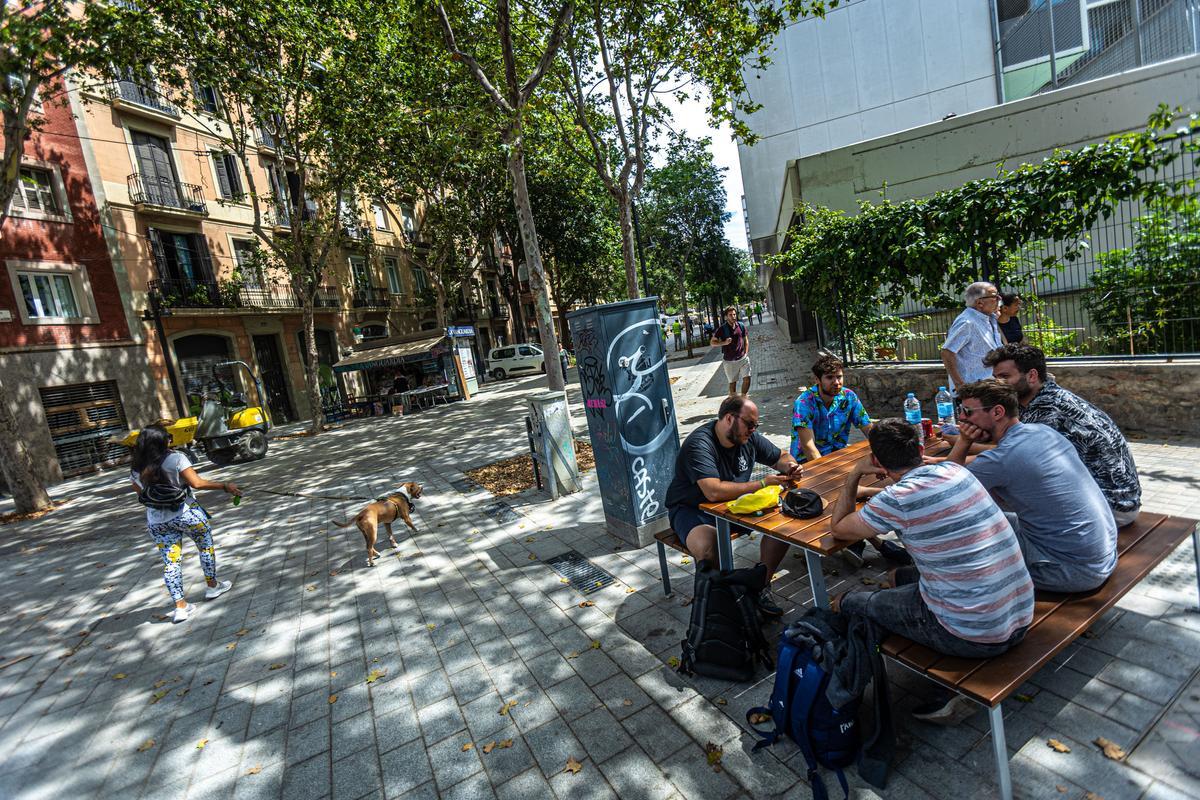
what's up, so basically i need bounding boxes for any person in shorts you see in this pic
[829,418,1033,724]
[711,305,751,395]
[664,395,802,616]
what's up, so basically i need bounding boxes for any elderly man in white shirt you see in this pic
[941,282,1003,391]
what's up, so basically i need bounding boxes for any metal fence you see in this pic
[818,130,1199,364]
[995,0,1200,102]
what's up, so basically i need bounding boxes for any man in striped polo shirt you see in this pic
[828,418,1034,725]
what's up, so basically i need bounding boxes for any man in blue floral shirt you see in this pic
[794,354,911,566]
[792,354,872,462]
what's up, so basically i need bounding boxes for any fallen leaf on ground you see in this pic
[112,673,127,680]
[366,669,386,684]
[564,756,583,774]
[305,585,317,592]
[528,554,538,561]
[136,739,155,752]
[153,679,167,688]
[462,742,474,752]
[749,712,771,725]
[590,640,601,650]
[196,739,208,750]
[567,651,580,659]
[225,642,237,651]
[1056,787,1067,794]
[267,663,287,671]
[716,698,728,706]
[1047,739,1071,753]
[235,628,250,637]
[150,690,168,704]
[525,537,535,543]
[625,587,636,594]
[499,699,518,716]
[482,741,496,754]
[680,557,691,565]
[578,601,595,608]
[667,656,680,668]
[329,695,338,704]
[330,671,337,677]
[1014,693,1034,702]
[426,623,437,630]
[681,598,693,607]
[705,742,724,772]
[860,577,879,586]
[499,739,513,749]
[0,499,69,525]
[1084,794,1104,800]
[622,699,633,706]
[1093,737,1125,760]
[559,578,570,584]
[245,765,261,775]
[330,570,340,576]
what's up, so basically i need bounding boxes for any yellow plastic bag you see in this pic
[727,484,783,515]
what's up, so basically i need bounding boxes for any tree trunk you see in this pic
[617,193,640,299]
[0,379,52,513]
[680,267,694,358]
[301,298,323,435]
[506,129,565,392]
[546,257,572,351]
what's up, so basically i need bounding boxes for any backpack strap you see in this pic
[747,639,800,751]
[789,657,838,800]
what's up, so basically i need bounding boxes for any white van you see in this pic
[486,344,544,379]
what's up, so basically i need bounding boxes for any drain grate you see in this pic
[482,501,521,524]
[544,550,616,595]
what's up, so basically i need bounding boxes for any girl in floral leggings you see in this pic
[131,425,242,623]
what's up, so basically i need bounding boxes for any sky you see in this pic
[660,91,750,252]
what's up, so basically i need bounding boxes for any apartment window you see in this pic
[400,204,416,235]
[411,266,429,292]
[194,83,221,115]
[7,260,96,324]
[147,228,215,284]
[232,239,262,287]
[361,324,388,340]
[11,167,62,216]
[211,152,244,200]
[373,202,389,230]
[384,257,402,294]
[7,74,42,113]
[349,256,369,286]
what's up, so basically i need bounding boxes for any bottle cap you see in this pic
[906,392,915,397]
[938,386,947,391]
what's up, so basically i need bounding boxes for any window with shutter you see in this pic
[12,167,60,214]
[384,258,402,294]
[211,152,243,200]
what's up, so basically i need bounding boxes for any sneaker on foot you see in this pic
[876,540,913,566]
[205,579,232,600]
[842,540,866,567]
[755,588,784,618]
[172,603,195,624]
[912,695,976,726]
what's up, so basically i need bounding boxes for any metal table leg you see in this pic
[805,550,829,609]
[1192,525,1200,611]
[988,703,1013,800]
[715,516,734,572]
[656,540,672,596]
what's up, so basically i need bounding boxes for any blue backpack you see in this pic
[747,628,861,800]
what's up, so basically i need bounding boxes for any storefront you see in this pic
[332,331,479,416]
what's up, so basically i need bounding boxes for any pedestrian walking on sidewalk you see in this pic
[755,302,763,324]
[712,305,751,395]
[672,319,683,350]
[130,425,240,623]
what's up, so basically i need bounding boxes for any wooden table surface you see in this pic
[700,437,952,555]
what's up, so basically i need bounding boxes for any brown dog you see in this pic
[331,482,423,566]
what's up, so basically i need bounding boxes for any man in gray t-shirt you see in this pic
[948,379,1117,593]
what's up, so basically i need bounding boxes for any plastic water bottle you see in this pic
[935,387,955,425]
[904,392,924,444]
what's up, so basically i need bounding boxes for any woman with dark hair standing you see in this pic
[998,293,1024,344]
[130,424,241,623]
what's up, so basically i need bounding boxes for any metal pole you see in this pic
[989,0,1006,103]
[1131,0,1144,67]
[1047,0,1059,88]
[631,199,649,298]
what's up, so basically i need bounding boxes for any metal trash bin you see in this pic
[566,298,679,547]
[526,391,581,499]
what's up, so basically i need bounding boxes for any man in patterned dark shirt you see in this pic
[984,343,1141,526]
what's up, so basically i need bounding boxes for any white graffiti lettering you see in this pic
[631,457,660,523]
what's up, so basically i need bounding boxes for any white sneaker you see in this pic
[172,603,195,624]
[205,580,232,600]
[912,695,977,726]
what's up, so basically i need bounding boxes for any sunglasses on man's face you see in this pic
[737,415,760,431]
[957,404,994,418]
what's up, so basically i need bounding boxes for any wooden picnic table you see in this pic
[700,437,951,609]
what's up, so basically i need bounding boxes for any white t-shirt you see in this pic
[131,451,194,525]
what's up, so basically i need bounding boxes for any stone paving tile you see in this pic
[522,717,586,777]
[380,737,433,798]
[494,767,554,800]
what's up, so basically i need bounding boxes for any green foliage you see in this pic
[772,108,1200,354]
[1085,196,1200,354]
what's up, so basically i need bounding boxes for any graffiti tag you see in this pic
[605,319,673,456]
[577,355,612,419]
[631,457,660,524]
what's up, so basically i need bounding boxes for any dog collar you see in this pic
[397,486,413,504]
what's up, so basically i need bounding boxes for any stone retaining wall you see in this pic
[845,361,1200,437]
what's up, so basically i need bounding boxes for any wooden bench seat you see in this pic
[654,529,744,595]
[880,512,1199,799]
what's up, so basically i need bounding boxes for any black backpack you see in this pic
[678,562,772,681]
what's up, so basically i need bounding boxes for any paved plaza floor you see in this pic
[1,313,1198,799]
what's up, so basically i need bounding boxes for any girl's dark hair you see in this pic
[132,424,171,485]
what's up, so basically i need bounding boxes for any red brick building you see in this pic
[0,80,155,481]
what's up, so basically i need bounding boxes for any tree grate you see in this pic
[482,501,521,523]
[544,551,616,595]
[450,477,478,494]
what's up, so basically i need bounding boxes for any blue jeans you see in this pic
[840,567,1026,659]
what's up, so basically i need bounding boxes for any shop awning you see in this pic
[332,333,447,374]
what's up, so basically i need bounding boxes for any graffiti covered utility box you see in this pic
[527,391,581,499]
[567,298,680,547]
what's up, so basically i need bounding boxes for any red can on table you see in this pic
[921,418,934,441]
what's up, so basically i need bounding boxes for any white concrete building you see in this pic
[739,0,1200,342]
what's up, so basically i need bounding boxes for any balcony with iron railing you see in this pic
[351,286,391,309]
[112,80,181,122]
[490,300,511,320]
[148,277,319,312]
[128,173,207,217]
[314,285,341,309]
